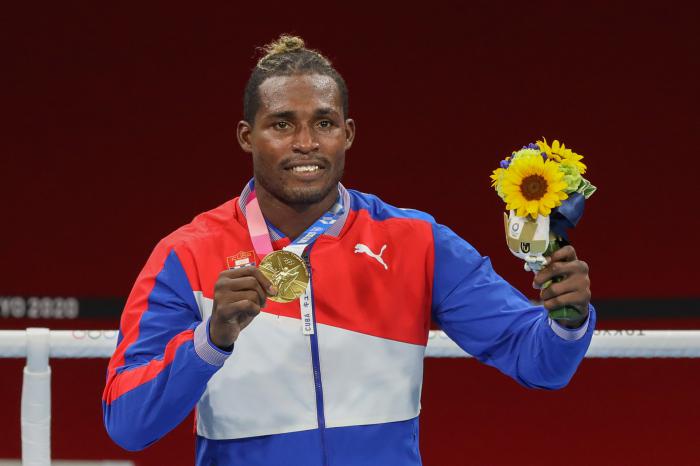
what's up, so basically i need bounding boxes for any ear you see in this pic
[237,120,254,153]
[344,118,356,150]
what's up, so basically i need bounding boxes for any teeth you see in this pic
[292,165,320,172]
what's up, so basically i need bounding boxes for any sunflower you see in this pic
[501,153,568,218]
[490,167,503,187]
[536,138,587,174]
[490,167,507,200]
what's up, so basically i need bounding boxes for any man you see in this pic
[103,35,595,465]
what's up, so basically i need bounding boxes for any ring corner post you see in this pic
[21,327,51,466]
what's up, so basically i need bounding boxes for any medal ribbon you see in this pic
[243,180,342,335]
[244,179,344,259]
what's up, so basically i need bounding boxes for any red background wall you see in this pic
[1,2,699,465]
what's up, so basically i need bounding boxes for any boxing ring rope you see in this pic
[2,328,700,466]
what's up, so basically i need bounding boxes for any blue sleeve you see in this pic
[102,245,231,451]
[431,223,596,389]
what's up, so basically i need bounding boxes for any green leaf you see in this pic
[576,178,597,199]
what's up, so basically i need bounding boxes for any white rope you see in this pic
[426,330,700,358]
[1,329,700,359]
[0,330,120,358]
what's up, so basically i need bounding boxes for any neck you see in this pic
[253,182,339,240]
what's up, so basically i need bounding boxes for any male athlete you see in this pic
[103,35,595,465]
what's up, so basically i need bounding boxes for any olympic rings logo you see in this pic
[71,330,118,340]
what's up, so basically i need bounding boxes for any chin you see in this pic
[257,174,338,207]
[279,184,334,205]
[255,164,344,206]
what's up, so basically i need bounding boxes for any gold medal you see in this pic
[259,250,309,303]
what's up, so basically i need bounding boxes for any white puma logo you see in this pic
[354,243,388,270]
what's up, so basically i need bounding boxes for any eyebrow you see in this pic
[268,110,296,120]
[314,107,338,117]
[267,108,340,120]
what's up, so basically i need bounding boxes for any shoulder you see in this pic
[347,189,481,256]
[156,198,243,254]
[348,189,436,224]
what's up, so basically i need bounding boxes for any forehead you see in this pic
[256,74,342,115]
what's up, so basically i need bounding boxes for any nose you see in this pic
[291,125,320,154]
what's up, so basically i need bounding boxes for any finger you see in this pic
[219,266,262,279]
[238,309,261,331]
[215,291,262,318]
[540,275,587,301]
[535,259,589,288]
[235,290,262,307]
[533,261,578,288]
[248,267,277,296]
[547,245,577,263]
[219,267,277,296]
[542,290,589,312]
[236,302,261,328]
[219,276,267,307]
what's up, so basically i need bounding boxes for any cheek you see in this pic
[252,138,288,164]
[323,134,348,158]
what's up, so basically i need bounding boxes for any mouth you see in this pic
[284,161,327,180]
[289,164,322,173]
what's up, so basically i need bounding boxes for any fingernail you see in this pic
[269,286,278,296]
[532,281,540,290]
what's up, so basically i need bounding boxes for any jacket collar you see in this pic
[238,180,351,240]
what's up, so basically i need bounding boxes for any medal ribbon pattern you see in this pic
[244,179,344,260]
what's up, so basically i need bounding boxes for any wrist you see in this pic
[209,318,236,350]
[557,318,585,329]
[556,307,589,329]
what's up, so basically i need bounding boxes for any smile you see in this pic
[289,165,321,173]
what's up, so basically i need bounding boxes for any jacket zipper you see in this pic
[303,248,328,466]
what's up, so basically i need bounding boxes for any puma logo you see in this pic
[354,243,388,270]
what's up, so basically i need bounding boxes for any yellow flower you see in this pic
[501,153,568,218]
[536,138,587,174]
[490,167,507,200]
[490,167,503,187]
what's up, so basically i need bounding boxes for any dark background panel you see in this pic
[2,296,699,324]
[1,1,698,300]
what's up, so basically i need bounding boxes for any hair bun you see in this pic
[264,35,305,56]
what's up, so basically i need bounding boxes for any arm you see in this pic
[430,224,595,389]
[102,243,230,451]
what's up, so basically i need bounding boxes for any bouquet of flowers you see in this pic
[490,139,596,321]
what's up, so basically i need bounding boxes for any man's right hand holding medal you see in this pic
[210,267,278,350]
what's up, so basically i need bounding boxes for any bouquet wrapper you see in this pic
[504,211,584,322]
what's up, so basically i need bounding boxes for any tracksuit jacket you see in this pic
[102,183,596,466]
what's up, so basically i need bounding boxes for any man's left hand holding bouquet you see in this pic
[533,245,591,329]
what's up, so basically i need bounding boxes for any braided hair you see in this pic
[243,35,349,124]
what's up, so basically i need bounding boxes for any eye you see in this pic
[317,120,334,129]
[274,121,290,130]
